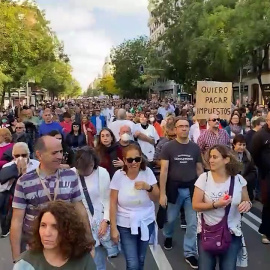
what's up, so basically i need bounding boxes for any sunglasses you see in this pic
[126,157,142,164]
[14,154,28,158]
[16,127,24,129]
[210,118,220,122]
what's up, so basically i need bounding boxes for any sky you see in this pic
[35,0,150,91]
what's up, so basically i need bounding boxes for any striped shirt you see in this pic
[12,169,82,234]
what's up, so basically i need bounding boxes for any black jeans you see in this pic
[259,205,270,239]
[0,191,11,235]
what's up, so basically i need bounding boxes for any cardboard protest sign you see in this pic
[196,81,232,120]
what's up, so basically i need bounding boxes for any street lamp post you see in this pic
[239,67,242,107]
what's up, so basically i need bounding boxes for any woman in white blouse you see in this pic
[193,145,251,270]
[73,146,119,270]
[110,144,159,270]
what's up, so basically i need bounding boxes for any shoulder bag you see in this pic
[201,174,235,255]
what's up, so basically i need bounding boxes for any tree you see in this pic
[229,0,270,102]
[25,60,76,98]
[0,0,79,107]
[111,36,163,98]
[153,0,270,99]
[85,87,100,97]
[153,0,239,92]
[98,75,119,96]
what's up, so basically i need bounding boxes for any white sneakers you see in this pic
[262,235,270,244]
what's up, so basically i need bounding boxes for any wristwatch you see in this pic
[147,185,154,193]
[104,219,110,225]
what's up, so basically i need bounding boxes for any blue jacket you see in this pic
[91,115,106,129]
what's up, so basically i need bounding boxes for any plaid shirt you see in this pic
[197,129,230,155]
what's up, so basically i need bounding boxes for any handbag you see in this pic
[201,174,235,255]
[156,205,167,229]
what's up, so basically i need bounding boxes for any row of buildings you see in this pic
[88,56,114,91]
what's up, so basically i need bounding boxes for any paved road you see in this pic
[1,202,270,270]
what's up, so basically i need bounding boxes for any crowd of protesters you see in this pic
[0,96,268,269]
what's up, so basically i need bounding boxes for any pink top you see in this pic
[0,143,14,169]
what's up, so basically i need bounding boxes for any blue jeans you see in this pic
[118,222,155,270]
[163,188,197,258]
[94,246,107,270]
[198,234,242,270]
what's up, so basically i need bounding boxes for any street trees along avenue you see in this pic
[152,0,270,99]
[111,36,165,98]
[0,1,80,107]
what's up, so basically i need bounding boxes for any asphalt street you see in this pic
[1,202,269,270]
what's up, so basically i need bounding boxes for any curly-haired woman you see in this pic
[13,200,96,270]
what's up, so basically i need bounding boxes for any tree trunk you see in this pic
[0,86,7,111]
[256,44,270,104]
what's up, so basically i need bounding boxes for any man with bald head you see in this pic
[108,108,135,141]
[39,108,63,137]
[252,111,270,244]
[116,125,139,149]
[10,136,92,261]
[197,114,230,169]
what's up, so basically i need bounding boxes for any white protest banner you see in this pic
[196,81,232,120]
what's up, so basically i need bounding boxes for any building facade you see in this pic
[148,0,178,99]
[102,56,113,77]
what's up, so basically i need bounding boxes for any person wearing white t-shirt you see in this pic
[134,113,159,162]
[110,144,159,270]
[108,109,135,141]
[73,146,119,270]
[106,104,115,124]
[193,145,252,270]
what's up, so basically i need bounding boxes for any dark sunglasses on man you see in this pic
[14,154,28,158]
[210,118,220,122]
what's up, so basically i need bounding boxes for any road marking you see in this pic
[150,245,173,270]
[242,217,260,234]
[246,212,262,223]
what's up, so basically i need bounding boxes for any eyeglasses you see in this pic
[14,154,28,158]
[210,118,220,122]
[16,127,24,129]
[126,157,142,163]
[175,125,189,129]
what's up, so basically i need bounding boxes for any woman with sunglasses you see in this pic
[110,144,159,270]
[65,122,87,152]
[95,128,123,178]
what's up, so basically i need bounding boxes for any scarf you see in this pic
[230,124,242,135]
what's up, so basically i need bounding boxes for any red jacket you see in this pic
[60,120,72,134]
[81,121,96,147]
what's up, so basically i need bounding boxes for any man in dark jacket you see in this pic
[12,122,33,158]
[246,116,265,153]
[252,112,270,244]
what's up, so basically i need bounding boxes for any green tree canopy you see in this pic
[111,36,163,98]
[0,0,80,107]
